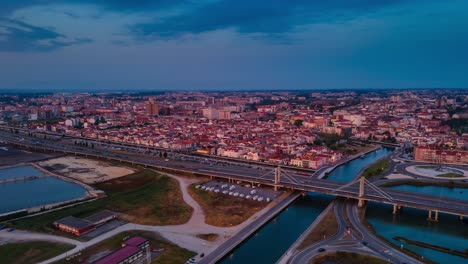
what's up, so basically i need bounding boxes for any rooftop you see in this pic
[54,216,92,229]
[93,246,141,264]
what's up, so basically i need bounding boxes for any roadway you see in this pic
[197,193,301,264]
[288,199,423,264]
[1,131,467,218]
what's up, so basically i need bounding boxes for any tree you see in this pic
[294,120,303,127]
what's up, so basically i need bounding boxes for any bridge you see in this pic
[1,134,466,222]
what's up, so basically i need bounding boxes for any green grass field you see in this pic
[10,168,193,235]
[362,159,391,179]
[0,241,74,264]
[436,173,464,178]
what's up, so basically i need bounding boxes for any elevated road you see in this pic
[1,132,466,220]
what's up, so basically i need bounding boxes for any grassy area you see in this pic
[298,207,338,250]
[394,236,468,258]
[10,168,193,235]
[54,231,195,264]
[310,251,391,264]
[188,183,268,227]
[0,241,74,264]
[361,159,391,179]
[437,173,464,178]
[196,233,219,242]
[417,165,436,169]
[380,180,468,188]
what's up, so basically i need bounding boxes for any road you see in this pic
[288,199,424,264]
[197,193,301,264]
[1,131,467,218]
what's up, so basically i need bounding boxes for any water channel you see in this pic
[220,147,393,263]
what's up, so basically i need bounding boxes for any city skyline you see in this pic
[1,0,468,91]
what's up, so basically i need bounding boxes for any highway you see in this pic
[1,131,467,219]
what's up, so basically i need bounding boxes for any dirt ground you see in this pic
[37,156,134,183]
[0,147,57,166]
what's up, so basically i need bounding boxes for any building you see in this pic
[145,98,159,116]
[414,146,468,164]
[54,210,118,236]
[53,216,94,236]
[92,237,149,264]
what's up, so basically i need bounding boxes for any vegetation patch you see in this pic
[196,233,219,242]
[393,236,468,258]
[298,208,338,250]
[436,173,464,178]
[10,169,193,235]
[188,183,267,227]
[310,251,391,264]
[361,159,391,179]
[0,241,74,264]
[54,231,195,264]
[380,180,468,189]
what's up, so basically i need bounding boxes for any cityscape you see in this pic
[1,1,468,264]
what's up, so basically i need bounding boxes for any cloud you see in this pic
[0,18,92,52]
[130,0,410,40]
[0,0,185,16]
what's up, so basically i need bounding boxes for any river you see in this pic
[220,147,392,263]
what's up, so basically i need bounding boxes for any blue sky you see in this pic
[0,0,467,91]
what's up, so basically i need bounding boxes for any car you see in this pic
[187,258,196,263]
[222,190,228,194]
[214,189,220,193]
[258,197,264,202]
[233,192,239,197]
[266,198,271,202]
[229,185,236,190]
[229,192,234,196]
[239,193,245,198]
[201,186,207,190]
[7,228,15,232]
[250,190,257,195]
[0,224,5,230]
[362,241,368,246]
[318,248,326,252]
[195,185,201,189]
[246,195,251,199]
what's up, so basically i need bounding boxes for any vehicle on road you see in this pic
[318,248,326,252]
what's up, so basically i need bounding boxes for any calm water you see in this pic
[220,193,333,264]
[220,148,389,263]
[326,147,393,182]
[0,166,87,214]
[389,185,467,201]
[0,166,44,181]
[367,202,467,264]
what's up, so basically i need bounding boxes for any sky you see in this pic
[0,0,468,91]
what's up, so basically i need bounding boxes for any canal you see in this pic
[367,184,468,264]
[220,147,393,263]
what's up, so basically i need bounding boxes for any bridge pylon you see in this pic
[274,166,281,191]
[358,177,365,207]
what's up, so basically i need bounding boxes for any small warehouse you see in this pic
[54,210,118,236]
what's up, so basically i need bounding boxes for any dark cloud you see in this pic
[130,0,410,40]
[0,0,185,16]
[0,18,92,52]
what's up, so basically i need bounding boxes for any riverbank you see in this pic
[393,236,468,258]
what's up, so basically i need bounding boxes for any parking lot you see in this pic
[195,180,282,202]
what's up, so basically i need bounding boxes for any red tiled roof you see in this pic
[94,246,141,264]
